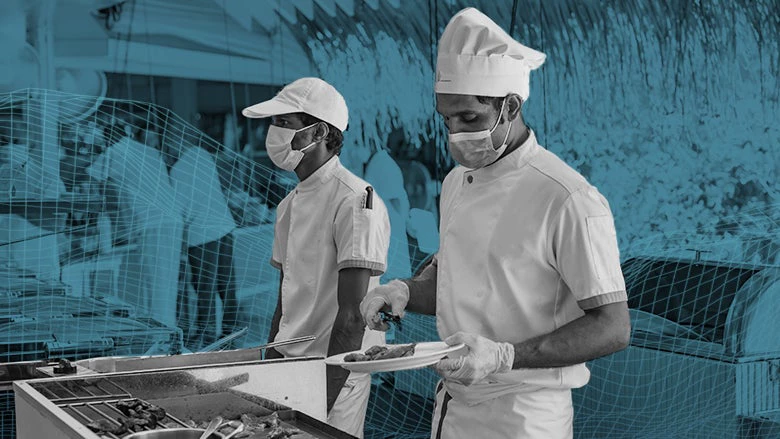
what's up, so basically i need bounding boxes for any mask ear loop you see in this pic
[489,98,508,134]
[297,122,325,153]
[498,119,513,148]
[490,98,512,150]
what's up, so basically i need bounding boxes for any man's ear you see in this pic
[314,122,329,141]
[506,94,523,122]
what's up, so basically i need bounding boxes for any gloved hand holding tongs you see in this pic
[360,279,409,332]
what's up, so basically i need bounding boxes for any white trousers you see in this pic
[430,381,573,439]
[327,373,372,438]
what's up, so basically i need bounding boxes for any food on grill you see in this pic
[344,344,416,362]
[86,418,127,435]
[110,399,167,431]
[116,399,167,419]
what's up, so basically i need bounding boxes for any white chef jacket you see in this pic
[436,131,627,403]
[87,138,182,326]
[270,156,390,358]
[170,146,236,247]
[87,138,181,233]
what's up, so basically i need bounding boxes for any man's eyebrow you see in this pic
[441,110,483,117]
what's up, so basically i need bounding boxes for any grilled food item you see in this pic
[111,399,166,432]
[364,345,388,357]
[344,344,416,362]
[267,426,302,439]
[240,411,281,430]
[85,418,127,436]
[343,353,371,362]
[116,399,166,419]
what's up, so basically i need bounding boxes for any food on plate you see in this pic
[344,344,416,362]
[343,353,371,362]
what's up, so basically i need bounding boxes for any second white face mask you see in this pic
[447,98,512,169]
[265,123,318,171]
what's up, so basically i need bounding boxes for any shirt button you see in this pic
[467,175,473,184]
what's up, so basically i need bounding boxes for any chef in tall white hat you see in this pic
[361,8,631,438]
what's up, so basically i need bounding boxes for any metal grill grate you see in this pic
[32,377,131,404]
[31,376,195,437]
[59,398,190,439]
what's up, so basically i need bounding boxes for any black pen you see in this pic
[365,186,373,209]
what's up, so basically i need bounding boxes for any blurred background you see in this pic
[0,0,778,438]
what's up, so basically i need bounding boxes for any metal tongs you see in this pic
[380,311,403,332]
[199,416,223,439]
[258,335,317,351]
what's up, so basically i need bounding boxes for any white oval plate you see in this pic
[325,342,466,373]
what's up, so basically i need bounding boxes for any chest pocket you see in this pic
[586,215,622,280]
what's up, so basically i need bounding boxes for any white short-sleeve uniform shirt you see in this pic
[437,131,627,391]
[87,138,181,231]
[271,156,391,358]
[170,146,236,247]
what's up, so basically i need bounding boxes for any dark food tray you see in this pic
[213,410,356,439]
[275,410,357,439]
[147,392,273,424]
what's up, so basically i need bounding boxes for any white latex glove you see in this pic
[433,332,515,386]
[359,279,409,331]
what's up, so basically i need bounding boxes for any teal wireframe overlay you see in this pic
[1,0,778,438]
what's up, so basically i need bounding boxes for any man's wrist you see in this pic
[496,342,515,373]
[391,279,411,301]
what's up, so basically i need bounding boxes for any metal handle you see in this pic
[258,335,316,351]
[199,327,250,353]
[222,423,245,439]
[199,416,223,439]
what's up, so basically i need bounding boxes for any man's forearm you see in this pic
[326,308,365,411]
[400,258,438,315]
[511,301,631,369]
[265,278,284,360]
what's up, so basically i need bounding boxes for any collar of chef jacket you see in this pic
[460,130,540,184]
[295,155,340,192]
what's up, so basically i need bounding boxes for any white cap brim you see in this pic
[241,99,301,119]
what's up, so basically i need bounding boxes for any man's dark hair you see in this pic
[297,113,344,156]
[476,95,504,112]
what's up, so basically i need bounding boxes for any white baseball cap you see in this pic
[435,8,546,100]
[242,77,348,131]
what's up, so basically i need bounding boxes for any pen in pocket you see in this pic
[365,186,373,210]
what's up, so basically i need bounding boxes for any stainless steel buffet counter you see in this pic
[13,349,344,438]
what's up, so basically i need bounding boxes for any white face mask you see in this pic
[265,123,319,171]
[447,98,512,169]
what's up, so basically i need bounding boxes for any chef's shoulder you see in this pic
[441,165,467,194]
[333,169,388,214]
[527,148,612,208]
[275,191,294,216]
